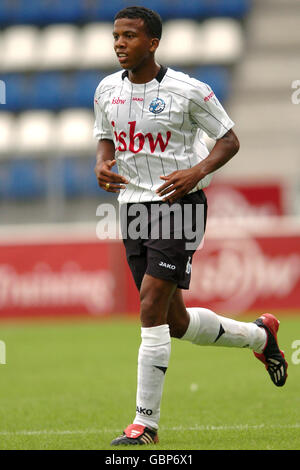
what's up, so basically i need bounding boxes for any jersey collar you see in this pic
[121,65,167,84]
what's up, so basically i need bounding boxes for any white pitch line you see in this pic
[0,423,299,437]
[0,429,116,436]
[168,423,300,432]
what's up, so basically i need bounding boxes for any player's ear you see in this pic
[149,37,160,53]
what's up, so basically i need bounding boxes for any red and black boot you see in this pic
[253,313,288,387]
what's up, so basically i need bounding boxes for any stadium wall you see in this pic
[0,217,299,319]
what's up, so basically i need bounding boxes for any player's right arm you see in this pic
[93,80,128,192]
[94,139,128,193]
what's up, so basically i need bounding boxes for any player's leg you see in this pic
[111,274,176,445]
[133,275,176,428]
[167,289,288,386]
[167,288,266,350]
[166,288,189,338]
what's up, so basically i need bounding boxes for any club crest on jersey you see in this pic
[149,97,165,114]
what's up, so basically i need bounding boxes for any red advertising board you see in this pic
[0,224,299,318]
[183,234,300,315]
[205,182,284,217]
[0,241,115,318]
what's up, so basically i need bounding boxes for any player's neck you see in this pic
[127,60,161,84]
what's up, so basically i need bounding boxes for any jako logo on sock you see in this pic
[136,406,153,416]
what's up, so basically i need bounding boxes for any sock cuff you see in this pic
[141,324,170,346]
[181,308,200,342]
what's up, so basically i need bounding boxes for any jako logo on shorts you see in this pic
[159,261,176,270]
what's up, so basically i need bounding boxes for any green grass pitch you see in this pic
[0,314,299,450]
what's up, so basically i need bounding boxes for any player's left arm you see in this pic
[156,129,239,203]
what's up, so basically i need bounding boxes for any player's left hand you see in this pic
[156,168,203,203]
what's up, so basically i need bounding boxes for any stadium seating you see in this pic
[78,23,119,69]
[200,18,244,64]
[0,20,243,73]
[0,159,46,199]
[0,0,252,25]
[2,67,230,113]
[56,109,96,154]
[0,112,14,155]
[0,1,250,202]
[157,20,203,66]
[0,26,39,71]
[62,157,100,197]
[14,111,56,155]
[38,24,80,70]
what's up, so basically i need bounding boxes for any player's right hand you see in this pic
[94,159,129,193]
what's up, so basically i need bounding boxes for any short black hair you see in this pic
[114,6,162,40]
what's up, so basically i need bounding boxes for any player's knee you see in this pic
[168,317,189,338]
[139,288,169,327]
[167,294,189,338]
[139,276,176,327]
[140,294,163,327]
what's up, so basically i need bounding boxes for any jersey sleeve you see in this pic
[188,81,234,140]
[93,86,114,141]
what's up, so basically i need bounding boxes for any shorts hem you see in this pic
[145,268,189,290]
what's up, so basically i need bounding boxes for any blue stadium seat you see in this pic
[84,0,125,22]
[0,0,252,25]
[62,157,99,197]
[192,66,230,102]
[2,71,105,111]
[32,73,74,110]
[167,66,230,102]
[5,0,84,25]
[1,73,33,111]
[157,0,205,20]
[151,0,252,20]
[41,0,84,24]
[0,1,15,25]
[2,73,66,111]
[11,0,44,25]
[84,0,251,21]
[0,163,10,199]
[1,67,229,112]
[203,0,252,18]
[61,156,119,198]
[1,159,46,200]
[72,71,104,108]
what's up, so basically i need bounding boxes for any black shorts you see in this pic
[121,189,207,291]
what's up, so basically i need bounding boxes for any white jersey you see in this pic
[94,66,234,203]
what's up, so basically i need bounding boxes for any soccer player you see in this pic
[93,6,288,446]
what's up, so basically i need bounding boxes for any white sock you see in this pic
[133,324,171,430]
[182,307,267,353]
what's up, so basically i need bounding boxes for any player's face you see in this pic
[113,18,158,71]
